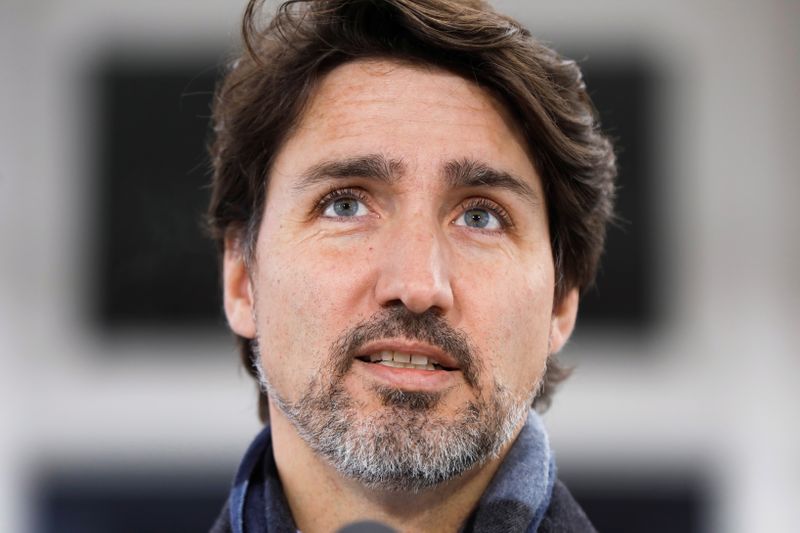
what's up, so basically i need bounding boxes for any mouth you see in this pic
[354,339,461,372]
[356,350,459,371]
[352,340,465,392]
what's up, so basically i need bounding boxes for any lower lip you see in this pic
[353,359,461,391]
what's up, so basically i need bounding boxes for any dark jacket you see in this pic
[210,479,595,532]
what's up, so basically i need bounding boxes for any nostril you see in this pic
[382,299,445,317]
[374,258,454,315]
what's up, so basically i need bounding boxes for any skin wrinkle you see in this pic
[293,154,539,220]
[288,167,540,263]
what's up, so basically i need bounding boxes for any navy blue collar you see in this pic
[227,410,556,532]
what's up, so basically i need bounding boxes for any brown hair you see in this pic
[208,0,617,421]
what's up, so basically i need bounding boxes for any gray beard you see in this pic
[259,367,527,492]
[252,309,534,492]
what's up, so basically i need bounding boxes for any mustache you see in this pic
[329,307,481,387]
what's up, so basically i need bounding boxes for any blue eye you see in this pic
[323,196,369,218]
[456,208,501,230]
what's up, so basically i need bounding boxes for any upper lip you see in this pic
[355,339,461,370]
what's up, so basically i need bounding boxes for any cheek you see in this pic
[252,232,376,387]
[462,259,554,394]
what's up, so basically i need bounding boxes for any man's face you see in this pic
[224,59,578,489]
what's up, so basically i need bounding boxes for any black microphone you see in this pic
[337,520,397,533]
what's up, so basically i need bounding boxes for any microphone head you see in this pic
[337,520,397,533]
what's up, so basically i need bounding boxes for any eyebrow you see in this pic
[444,158,540,207]
[292,154,539,207]
[293,154,405,192]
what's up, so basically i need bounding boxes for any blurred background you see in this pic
[1,0,798,531]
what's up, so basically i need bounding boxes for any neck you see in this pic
[268,407,523,533]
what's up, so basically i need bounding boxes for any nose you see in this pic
[373,218,454,315]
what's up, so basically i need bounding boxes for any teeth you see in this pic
[411,354,428,365]
[365,351,438,370]
[393,353,411,363]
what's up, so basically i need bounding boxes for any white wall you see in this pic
[1,0,797,531]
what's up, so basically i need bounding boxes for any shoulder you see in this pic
[537,479,597,533]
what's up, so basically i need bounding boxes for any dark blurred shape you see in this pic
[338,520,397,533]
[36,469,705,532]
[568,474,707,533]
[93,56,223,330]
[35,470,230,533]
[91,53,658,334]
[577,58,658,332]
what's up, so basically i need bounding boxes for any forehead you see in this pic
[305,59,518,127]
[270,58,539,194]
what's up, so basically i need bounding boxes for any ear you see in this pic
[223,236,257,339]
[549,288,579,354]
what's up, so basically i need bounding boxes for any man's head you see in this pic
[208,0,615,490]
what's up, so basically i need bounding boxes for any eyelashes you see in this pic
[457,197,513,230]
[312,186,514,231]
[314,187,370,216]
